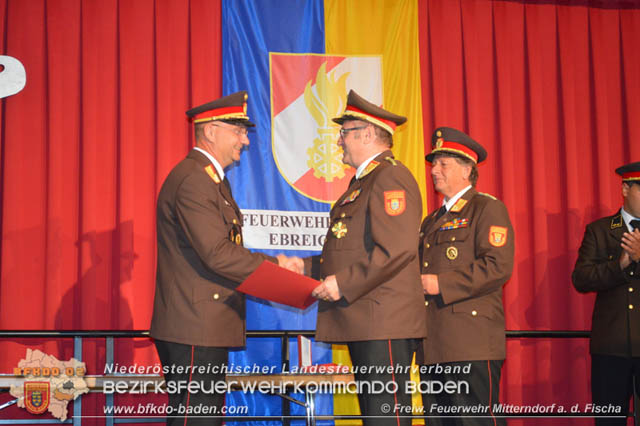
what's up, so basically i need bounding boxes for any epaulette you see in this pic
[478,192,497,200]
[385,156,397,166]
[611,214,623,229]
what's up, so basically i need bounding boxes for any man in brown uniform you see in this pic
[572,161,640,426]
[419,127,514,426]
[306,90,427,426]
[150,92,299,426]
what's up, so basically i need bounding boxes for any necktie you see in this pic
[435,205,447,220]
[631,219,640,231]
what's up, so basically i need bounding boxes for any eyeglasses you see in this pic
[339,125,369,137]
[212,123,249,136]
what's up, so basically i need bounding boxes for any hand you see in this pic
[421,274,440,295]
[621,229,640,263]
[277,255,304,274]
[311,275,341,302]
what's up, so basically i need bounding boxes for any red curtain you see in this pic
[419,1,640,424]
[0,0,221,422]
[2,0,640,424]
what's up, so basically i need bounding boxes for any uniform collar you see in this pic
[355,150,387,179]
[443,185,472,212]
[621,207,640,231]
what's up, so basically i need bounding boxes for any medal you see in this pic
[332,221,348,239]
[446,246,458,260]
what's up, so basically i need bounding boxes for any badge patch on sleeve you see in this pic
[384,190,406,216]
[489,226,508,247]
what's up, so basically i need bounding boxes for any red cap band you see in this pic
[438,140,478,163]
[622,171,640,180]
[344,105,397,133]
[192,105,246,122]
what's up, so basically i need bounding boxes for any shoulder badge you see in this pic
[384,156,397,166]
[611,214,622,229]
[478,192,497,200]
[489,226,508,247]
[384,190,406,216]
[204,165,221,184]
[340,189,362,205]
[450,198,467,213]
[359,160,379,179]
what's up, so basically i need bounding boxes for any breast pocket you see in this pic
[434,227,471,265]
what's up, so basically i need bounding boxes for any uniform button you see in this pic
[213,294,220,300]
[629,287,634,293]
[341,213,346,218]
[631,271,635,276]
[424,301,429,306]
[419,232,424,238]
[471,310,478,316]
[319,258,324,264]
[629,304,634,310]
[232,219,237,224]
[451,237,456,241]
[423,262,429,267]
[425,243,430,248]
[608,255,614,260]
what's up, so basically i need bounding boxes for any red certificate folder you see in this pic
[237,261,319,309]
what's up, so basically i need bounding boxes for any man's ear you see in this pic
[204,121,216,141]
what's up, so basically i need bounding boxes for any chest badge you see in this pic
[340,189,362,206]
[446,246,458,260]
[332,221,348,239]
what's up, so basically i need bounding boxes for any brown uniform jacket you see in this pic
[419,188,514,364]
[150,150,274,348]
[572,210,640,357]
[305,151,427,343]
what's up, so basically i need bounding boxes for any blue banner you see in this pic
[222,1,334,424]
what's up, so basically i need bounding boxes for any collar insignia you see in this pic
[450,198,467,213]
[204,165,221,184]
[611,214,622,229]
[359,161,379,179]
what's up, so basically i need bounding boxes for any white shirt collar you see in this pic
[355,151,384,179]
[193,147,225,180]
[621,207,640,231]
[443,185,472,211]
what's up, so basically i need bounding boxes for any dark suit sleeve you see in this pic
[572,224,631,293]
[175,172,274,284]
[303,255,322,280]
[335,166,422,303]
[438,199,514,305]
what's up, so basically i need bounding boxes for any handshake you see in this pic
[276,254,305,275]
